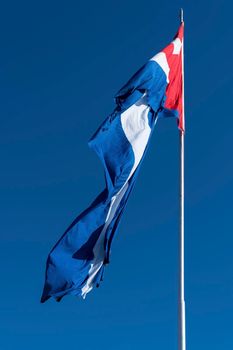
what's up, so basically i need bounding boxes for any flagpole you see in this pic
[178,8,186,350]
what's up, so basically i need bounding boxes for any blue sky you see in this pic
[1,0,233,349]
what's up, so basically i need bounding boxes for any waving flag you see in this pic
[41,23,184,303]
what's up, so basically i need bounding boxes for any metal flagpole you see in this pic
[178,8,186,350]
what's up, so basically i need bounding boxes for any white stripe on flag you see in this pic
[150,52,170,83]
[81,96,151,297]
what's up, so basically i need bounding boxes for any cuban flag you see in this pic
[41,23,184,302]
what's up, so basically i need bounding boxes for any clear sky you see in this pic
[1,0,233,349]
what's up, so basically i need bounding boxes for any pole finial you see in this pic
[180,8,184,23]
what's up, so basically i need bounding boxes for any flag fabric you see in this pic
[41,23,184,303]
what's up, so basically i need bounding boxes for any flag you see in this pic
[41,23,184,303]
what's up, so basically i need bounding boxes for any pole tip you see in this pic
[180,8,184,23]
